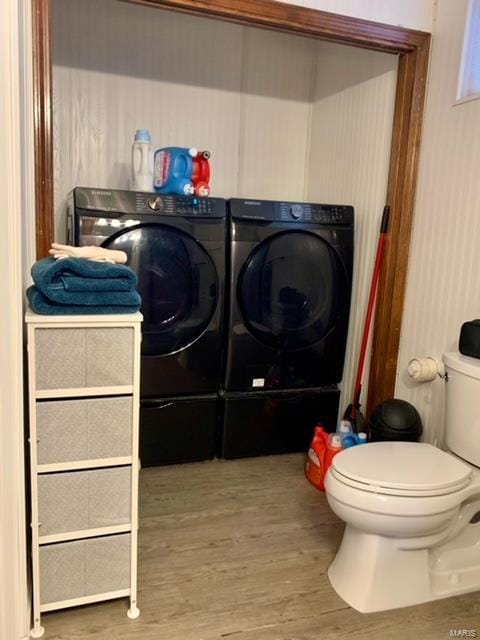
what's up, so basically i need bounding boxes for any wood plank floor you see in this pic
[42,454,480,639]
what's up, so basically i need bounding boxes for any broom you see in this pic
[344,205,390,432]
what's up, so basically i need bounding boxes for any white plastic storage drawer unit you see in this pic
[26,310,142,639]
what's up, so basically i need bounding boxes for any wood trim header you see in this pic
[123,0,428,53]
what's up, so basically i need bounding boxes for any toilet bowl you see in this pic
[324,352,480,612]
[325,441,480,612]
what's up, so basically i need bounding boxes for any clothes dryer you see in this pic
[224,198,354,391]
[220,198,354,458]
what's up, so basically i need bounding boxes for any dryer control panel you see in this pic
[71,187,226,218]
[230,198,354,225]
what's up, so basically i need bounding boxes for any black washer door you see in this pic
[104,223,219,356]
[238,231,347,351]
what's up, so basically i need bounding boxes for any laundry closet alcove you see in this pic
[50,0,399,411]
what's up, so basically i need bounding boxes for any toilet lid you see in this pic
[331,442,472,495]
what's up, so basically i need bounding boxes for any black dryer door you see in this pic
[238,230,348,351]
[104,223,219,356]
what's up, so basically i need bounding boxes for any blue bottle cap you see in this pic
[135,129,151,142]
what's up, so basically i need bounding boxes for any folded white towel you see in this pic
[49,243,128,265]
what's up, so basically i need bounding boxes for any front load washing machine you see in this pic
[70,187,226,465]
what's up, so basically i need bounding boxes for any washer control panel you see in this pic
[230,198,354,225]
[72,187,225,218]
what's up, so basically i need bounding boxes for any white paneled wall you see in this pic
[275,0,435,32]
[395,0,480,444]
[239,27,314,200]
[307,43,398,415]
[52,0,315,240]
[1,1,30,637]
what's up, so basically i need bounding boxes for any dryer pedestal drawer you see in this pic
[39,534,131,607]
[220,387,340,458]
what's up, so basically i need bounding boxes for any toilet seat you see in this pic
[330,442,472,498]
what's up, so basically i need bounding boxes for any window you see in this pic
[458,0,480,102]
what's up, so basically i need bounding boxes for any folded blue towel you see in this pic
[27,286,141,315]
[32,257,138,302]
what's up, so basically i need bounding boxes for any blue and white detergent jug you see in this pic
[154,146,197,195]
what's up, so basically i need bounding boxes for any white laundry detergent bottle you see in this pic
[131,129,154,192]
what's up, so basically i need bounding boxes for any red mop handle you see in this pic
[351,206,390,417]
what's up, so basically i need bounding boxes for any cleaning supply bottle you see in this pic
[153,146,197,195]
[342,433,358,448]
[325,433,343,470]
[343,431,369,448]
[131,129,154,192]
[337,419,353,444]
[305,424,329,491]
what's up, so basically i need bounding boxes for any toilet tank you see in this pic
[443,352,480,467]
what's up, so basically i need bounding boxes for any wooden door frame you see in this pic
[32,0,431,413]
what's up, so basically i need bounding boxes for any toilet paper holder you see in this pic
[407,357,448,382]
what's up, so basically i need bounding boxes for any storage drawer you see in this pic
[38,467,131,536]
[35,327,134,390]
[36,397,133,465]
[140,395,217,466]
[39,534,131,605]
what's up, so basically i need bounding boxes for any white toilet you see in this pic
[325,352,480,612]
